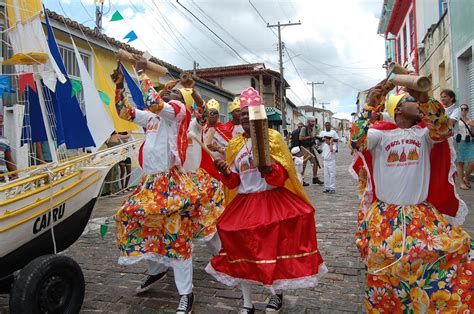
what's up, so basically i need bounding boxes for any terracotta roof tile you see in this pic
[46,9,234,97]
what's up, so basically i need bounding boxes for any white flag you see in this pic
[72,41,114,151]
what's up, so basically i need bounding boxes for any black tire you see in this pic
[9,254,85,314]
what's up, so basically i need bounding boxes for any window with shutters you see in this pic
[409,12,415,52]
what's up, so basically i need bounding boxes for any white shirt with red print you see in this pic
[367,126,433,205]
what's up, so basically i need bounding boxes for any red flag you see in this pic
[18,73,36,95]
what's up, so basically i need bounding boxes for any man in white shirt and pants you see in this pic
[320,122,338,193]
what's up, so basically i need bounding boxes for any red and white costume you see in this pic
[205,88,327,291]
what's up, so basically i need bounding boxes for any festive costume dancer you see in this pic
[225,97,244,137]
[206,87,327,313]
[112,59,208,313]
[350,80,473,313]
[184,114,225,257]
[204,98,233,159]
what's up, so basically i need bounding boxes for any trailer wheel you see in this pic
[10,254,85,314]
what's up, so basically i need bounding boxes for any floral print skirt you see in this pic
[115,167,224,265]
[187,168,225,241]
[356,201,473,313]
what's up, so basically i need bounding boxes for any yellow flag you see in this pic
[94,54,138,132]
[6,0,42,27]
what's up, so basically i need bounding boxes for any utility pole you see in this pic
[320,102,330,126]
[267,21,301,132]
[307,81,324,117]
[95,1,104,32]
[193,61,199,76]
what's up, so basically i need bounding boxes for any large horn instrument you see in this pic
[387,63,431,92]
[117,49,168,76]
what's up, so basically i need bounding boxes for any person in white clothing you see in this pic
[322,135,337,193]
[111,57,208,314]
[350,80,473,312]
[319,121,339,145]
[440,89,460,134]
[291,146,307,185]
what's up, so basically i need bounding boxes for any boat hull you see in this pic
[0,196,97,293]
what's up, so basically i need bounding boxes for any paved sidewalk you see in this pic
[0,146,472,313]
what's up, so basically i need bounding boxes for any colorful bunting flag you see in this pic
[123,30,138,43]
[71,79,83,97]
[18,73,36,95]
[98,90,110,106]
[100,224,108,239]
[120,64,145,110]
[110,10,124,22]
[0,75,15,99]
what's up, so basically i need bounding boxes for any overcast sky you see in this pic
[44,0,386,119]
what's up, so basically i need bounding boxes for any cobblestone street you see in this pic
[1,147,473,313]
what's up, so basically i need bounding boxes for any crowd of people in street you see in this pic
[1,53,473,313]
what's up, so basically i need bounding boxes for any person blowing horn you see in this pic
[349,79,473,312]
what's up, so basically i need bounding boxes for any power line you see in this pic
[126,0,194,62]
[175,0,250,64]
[188,0,258,60]
[285,46,311,95]
[164,0,243,64]
[248,0,277,37]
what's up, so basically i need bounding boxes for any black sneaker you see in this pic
[136,271,167,294]
[176,293,194,314]
[302,181,310,187]
[240,306,255,314]
[313,177,324,185]
[322,189,329,193]
[266,293,283,313]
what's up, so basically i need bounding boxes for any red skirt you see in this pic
[206,187,327,290]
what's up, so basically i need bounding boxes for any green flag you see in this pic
[100,224,108,239]
[98,90,110,106]
[110,10,124,22]
[70,79,82,97]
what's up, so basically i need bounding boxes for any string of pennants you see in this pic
[109,10,138,43]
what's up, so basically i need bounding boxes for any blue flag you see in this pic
[120,64,145,110]
[123,30,138,43]
[44,7,95,149]
[0,75,15,99]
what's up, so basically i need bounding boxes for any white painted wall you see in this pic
[220,76,253,94]
[416,0,442,47]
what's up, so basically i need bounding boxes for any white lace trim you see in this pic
[442,139,469,226]
[205,262,328,292]
[118,252,192,268]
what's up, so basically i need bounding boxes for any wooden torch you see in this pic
[247,91,271,168]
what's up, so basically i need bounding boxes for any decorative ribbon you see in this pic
[18,73,36,95]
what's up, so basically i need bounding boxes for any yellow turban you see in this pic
[206,98,220,112]
[179,88,194,109]
[229,97,240,112]
[385,93,407,119]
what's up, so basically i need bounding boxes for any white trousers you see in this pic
[323,159,336,190]
[147,258,193,295]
